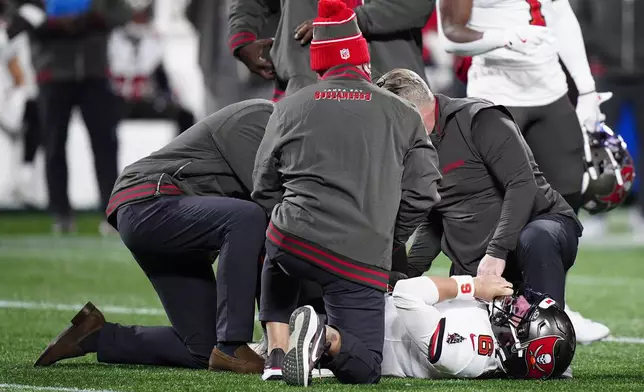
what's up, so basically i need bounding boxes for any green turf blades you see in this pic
[0,213,642,391]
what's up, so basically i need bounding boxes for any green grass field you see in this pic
[0,213,643,392]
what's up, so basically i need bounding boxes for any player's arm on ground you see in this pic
[393,275,512,355]
[353,0,432,37]
[407,210,443,278]
[251,106,285,216]
[394,112,442,246]
[5,1,46,40]
[471,108,538,261]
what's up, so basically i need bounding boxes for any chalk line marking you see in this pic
[603,336,644,344]
[0,300,164,316]
[0,384,118,392]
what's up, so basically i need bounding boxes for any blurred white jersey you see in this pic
[382,293,502,379]
[466,0,567,106]
[0,32,34,134]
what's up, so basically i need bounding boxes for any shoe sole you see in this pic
[34,302,97,367]
[283,306,322,387]
[261,368,283,381]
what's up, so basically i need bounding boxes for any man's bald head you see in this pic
[376,69,437,134]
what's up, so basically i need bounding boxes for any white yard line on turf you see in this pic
[0,384,119,392]
[1,299,643,345]
[603,336,644,344]
[0,300,164,316]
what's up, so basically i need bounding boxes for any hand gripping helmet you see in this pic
[581,123,635,214]
[489,290,576,379]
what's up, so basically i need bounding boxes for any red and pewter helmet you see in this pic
[581,123,635,214]
[490,289,576,380]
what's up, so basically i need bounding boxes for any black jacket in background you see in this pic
[106,99,274,226]
[573,0,644,76]
[408,95,582,277]
[10,0,131,82]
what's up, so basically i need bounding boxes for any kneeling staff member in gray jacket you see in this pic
[34,99,272,374]
[252,0,441,386]
[378,69,583,308]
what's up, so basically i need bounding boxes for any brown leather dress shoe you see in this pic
[209,344,265,374]
[34,302,105,367]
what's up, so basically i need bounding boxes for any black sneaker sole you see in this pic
[283,306,324,387]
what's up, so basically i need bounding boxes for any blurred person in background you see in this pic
[572,0,644,238]
[109,0,197,134]
[435,0,610,344]
[228,0,433,100]
[0,1,40,206]
[152,0,205,121]
[24,0,131,234]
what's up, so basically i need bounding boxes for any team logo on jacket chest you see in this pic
[314,89,372,102]
[446,333,465,344]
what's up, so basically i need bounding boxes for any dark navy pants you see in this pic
[259,242,384,384]
[450,214,579,306]
[96,196,266,369]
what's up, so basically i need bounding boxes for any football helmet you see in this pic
[490,290,576,379]
[581,123,635,214]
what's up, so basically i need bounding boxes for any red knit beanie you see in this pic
[310,0,370,73]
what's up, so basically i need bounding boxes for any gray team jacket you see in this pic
[228,0,433,88]
[252,65,441,291]
[106,99,274,226]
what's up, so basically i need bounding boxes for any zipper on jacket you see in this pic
[155,173,166,196]
[171,161,192,179]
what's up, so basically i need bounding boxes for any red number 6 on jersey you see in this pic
[478,335,494,357]
[526,0,546,26]
[460,283,472,294]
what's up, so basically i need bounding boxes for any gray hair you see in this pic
[375,68,434,108]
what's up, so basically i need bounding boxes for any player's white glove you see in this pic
[502,25,553,55]
[577,91,613,132]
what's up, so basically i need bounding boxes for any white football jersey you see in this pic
[465,0,567,106]
[382,294,502,379]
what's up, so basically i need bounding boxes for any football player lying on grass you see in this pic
[382,275,576,380]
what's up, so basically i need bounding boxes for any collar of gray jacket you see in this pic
[320,64,371,82]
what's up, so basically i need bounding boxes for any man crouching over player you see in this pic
[252,0,441,386]
[378,69,582,311]
[34,99,272,373]
[384,275,576,379]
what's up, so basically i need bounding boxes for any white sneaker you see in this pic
[311,368,335,379]
[579,215,607,241]
[628,208,644,239]
[560,366,573,379]
[565,305,610,344]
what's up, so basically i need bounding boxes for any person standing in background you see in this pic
[572,0,644,237]
[228,0,433,100]
[28,0,131,234]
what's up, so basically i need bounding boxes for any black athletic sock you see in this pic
[79,329,101,353]
[217,341,245,357]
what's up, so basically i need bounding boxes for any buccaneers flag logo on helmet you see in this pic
[525,336,563,379]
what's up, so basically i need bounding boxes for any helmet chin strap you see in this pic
[509,323,523,358]
[582,125,598,180]
[605,147,624,185]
